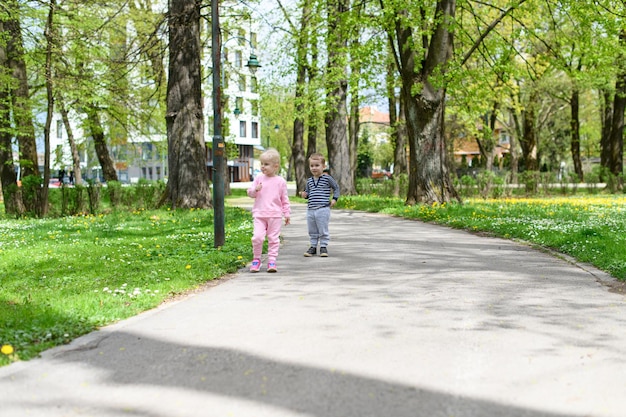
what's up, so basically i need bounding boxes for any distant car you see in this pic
[371,169,392,180]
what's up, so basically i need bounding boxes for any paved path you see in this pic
[1,202,626,417]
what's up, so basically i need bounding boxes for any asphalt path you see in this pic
[1,199,626,417]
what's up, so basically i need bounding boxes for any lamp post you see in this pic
[211,3,260,247]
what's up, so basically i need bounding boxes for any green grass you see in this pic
[0,205,253,366]
[336,194,626,281]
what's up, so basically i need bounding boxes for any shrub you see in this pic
[520,170,540,195]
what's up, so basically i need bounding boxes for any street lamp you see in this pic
[265,124,280,149]
[211,3,260,247]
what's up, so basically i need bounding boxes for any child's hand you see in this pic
[284,217,291,225]
[300,191,308,198]
[330,199,336,207]
[255,183,262,192]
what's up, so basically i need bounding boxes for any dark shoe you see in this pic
[304,247,316,257]
[320,247,328,257]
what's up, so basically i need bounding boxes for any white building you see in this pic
[49,5,261,184]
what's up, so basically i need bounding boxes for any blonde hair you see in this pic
[260,148,281,165]
[308,153,326,165]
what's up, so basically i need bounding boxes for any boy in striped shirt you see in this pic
[299,153,340,257]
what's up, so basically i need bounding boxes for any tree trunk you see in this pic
[58,98,83,185]
[348,27,363,185]
[0,76,25,216]
[387,57,406,178]
[600,88,613,174]
[348,82,359,185]
[85,104,119,182]
[520,89,539,171]
[41,0,57,217]
[305,32,319,178]
[166,0,210,208]
[291,0,311,195]
[477,108,497,171]
[570,87,583,182]
[508,108,521,184]
[394,0,459,205]
[3,14,39,180]
[609,69,625,184]
[325,0,355,195]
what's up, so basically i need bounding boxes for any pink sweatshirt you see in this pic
[247,174,291,219]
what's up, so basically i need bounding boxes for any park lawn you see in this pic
[336,194,626,281]
[0,205,253,367]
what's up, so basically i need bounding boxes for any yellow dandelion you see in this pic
[1,345,14,355]
[185,264,192,270]
[237,256,243,260]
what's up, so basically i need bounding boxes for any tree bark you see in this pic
[520,89,539,171]
[325,0,355,195]
[166,0,210,208]
[305,30,319,178]
[570,87,583,182]
[85,104,118,182]
[393,0,459,205]
[2,13,39,180]
[0,70,25,216]
[609,70,625,183]
[291,0,310,195]
[58,98,83,185]
[387,57,406,178]
[348,80,359,185]
[600,88,613,173]
[41,0,57,217]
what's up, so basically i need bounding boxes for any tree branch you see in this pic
[461,0,529,66]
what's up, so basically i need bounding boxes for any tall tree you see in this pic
[166,0,210,208]
[382,0,460,204]
[1,2,39,180]
[325,0,355,195]
[41,0,58,216]
[379,0,530,204]
[0,44,25,215]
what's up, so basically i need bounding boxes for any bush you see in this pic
[520,170,540,195]
[458,174,477,197]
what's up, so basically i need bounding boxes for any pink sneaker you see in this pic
[250,259,261,273]
[267,261,277,273]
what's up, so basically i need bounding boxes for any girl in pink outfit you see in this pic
[247,149,291,273]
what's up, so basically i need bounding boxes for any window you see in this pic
[250,32,257,49]
[156,166,161,179]
[142,143,153,160]
[251,122,258,139]
[238,29,246,46]
[499,132,510,145]
[235,51,242,68]
[251,76,258,93]
[56,120,63,139]
[238,75,246,92]
[236,97,243,114]
[251,100,259,116]
[207,116,214,135]
[239,120,247,138]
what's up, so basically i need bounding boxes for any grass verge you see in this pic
[0,205,253,366]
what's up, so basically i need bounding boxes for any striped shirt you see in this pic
[304,174,340,209]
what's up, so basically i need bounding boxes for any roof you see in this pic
[360,106,390,125]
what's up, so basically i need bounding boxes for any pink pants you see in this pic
[252,217,282,262]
